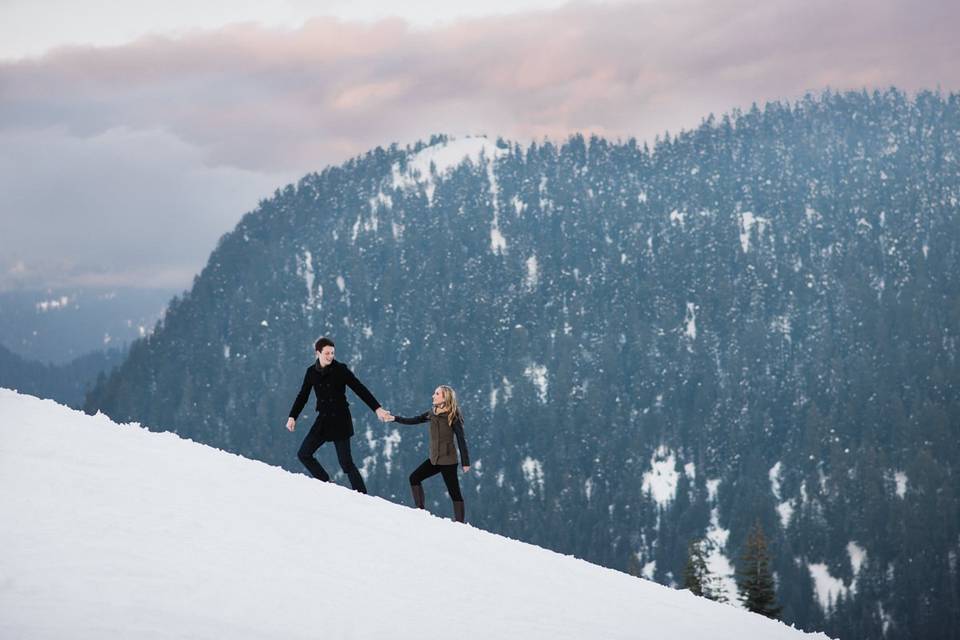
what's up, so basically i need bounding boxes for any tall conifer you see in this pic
[738,521,782,618]
[683,538,711,597]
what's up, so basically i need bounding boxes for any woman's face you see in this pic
[432,387,445,406]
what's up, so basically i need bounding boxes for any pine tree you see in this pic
[707,573,730,604]
[737,521,782,618]
[683,538,711,597]
[627,551,643,579]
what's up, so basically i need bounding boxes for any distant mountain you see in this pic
[86,89,960,640]
[0,342,124,408]
[0,287,174,364]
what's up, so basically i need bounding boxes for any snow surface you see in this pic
[0,390,829,639]
[739,211,770,253]
[771,314,792,342]
[525,254,539,289]
[769,461,784,499]
[390,136,508,254]
[847,541,867,578]
[808,542,868,615]
[705,507,741,605]
[707,478,721,502]
[296,249,319,309]
[369,190,393,212]
[521,456,545,496]
[392,136,503,196]
[523,363,548,403]
[808,563,847,611]
[769,460,796,527]
[35,295,71,312]
[777,500,795,529]
[511,195,526,215]
[684,302,697,343]
[490,227,508,254]
[642,560,657,580]
[641,445,679,507]
[894,470,908,498]
[490,376,513,410]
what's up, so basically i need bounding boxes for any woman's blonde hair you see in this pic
[435,385,463,426]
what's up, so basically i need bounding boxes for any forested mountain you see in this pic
[86,89,960,640]
[0,288,173,364]
[0,343,124,408]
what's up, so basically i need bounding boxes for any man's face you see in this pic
[318,346,335,366]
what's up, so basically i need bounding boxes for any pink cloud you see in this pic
[2,0,957,176]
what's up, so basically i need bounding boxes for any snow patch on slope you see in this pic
[642,446,679,508]
[808,542,868,615]
[705,508,742,606]
[521,456,545,496]
[390,136,508,255]
[739,212,770,253]
[893,471,908,498]
[524,363,549,403]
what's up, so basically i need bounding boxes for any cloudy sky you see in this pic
[2,0,958,291]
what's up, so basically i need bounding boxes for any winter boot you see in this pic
[411,484,425,509]
[453,501,465,523]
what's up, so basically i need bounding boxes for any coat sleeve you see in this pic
[453,416,470,467]
[392,411,430,425]
[289,368,312,419]
[343,365,382,412]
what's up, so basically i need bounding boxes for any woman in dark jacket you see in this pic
[387,385,470,522]
[286,337,391,493]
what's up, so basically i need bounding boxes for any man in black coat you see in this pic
[286,337,391,493]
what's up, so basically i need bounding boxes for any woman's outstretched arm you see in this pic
[391,411,431,425]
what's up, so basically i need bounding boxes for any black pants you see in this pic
[409,459,462,502]
[298,425,367,494]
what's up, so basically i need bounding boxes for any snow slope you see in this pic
[0,389,830,639]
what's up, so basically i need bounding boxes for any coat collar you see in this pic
[314,358,340,374]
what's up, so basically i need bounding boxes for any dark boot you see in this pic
[345,467,368,494]
[297,454,330,482]
[411,484,425,509]
[453,501,465,523]
[334,438,367,494]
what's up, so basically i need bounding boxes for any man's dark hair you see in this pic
[315,337,335,352]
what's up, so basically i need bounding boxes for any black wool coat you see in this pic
[288,360,381,441]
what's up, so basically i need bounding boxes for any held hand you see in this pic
[462,465,470,473]
[286,417,296,432]
[375,407,392,422]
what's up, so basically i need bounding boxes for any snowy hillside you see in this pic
[0,389,829,639]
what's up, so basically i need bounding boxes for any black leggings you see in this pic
[409,459,463,502]
[298,428,367,494]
